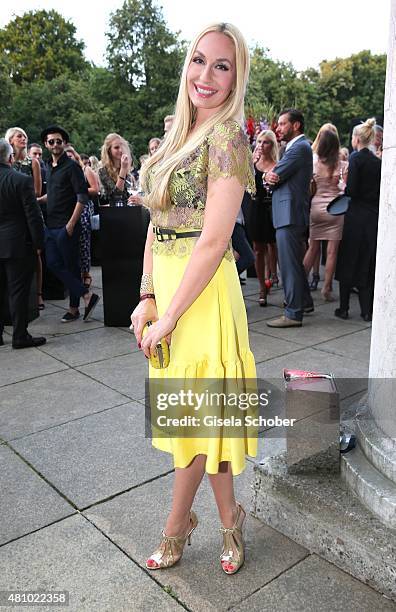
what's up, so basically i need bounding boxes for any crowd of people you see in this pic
[0,105,383,346]
[0,119,172,346]
[0,100,383,348]
[235,112,382,327]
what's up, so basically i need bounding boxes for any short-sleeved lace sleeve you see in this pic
[207,121,256,195]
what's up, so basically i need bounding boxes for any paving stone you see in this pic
[340,391,368,428]
[252,312,370,348]
[316,328,372,364]
[12,403,173,509]
[246,302,284,324]
[230,554,396,611]
[0,370,128,440]
[27,303,103,336]
[90,265,102,289]
[0,346,68,387]
[249,330,302,363]
[0,514,182,612]
[0,445,74,545]
[85,464,308,612]
[39,326,138,367]
[77,351,148,400]
[241,278,261,298]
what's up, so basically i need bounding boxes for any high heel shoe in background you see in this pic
[219,502,246,575]
[259,289,267,307]
[309,273,320,291]
[146,510,198,570]
[270,273,279,288]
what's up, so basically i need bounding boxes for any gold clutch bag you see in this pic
[142,321,170,369]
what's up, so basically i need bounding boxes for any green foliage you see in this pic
[246,46,386,145]
[246,47,300,115]
[104,0,185,154]
[315,50,386,141]
[0,58,14,125]
[0,10,86,84]
[0,4,386,156]
[2,73,113,155]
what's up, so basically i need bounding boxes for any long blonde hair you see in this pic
[140,22,250,211]
[100,133,131,183]
[353,117,376,148]
[311,123,338,153]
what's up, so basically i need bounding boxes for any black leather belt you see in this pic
[153,226,202,242]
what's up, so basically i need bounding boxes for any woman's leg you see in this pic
[164,454,206,536]
[303,240,320,275]
[208,461,237,528]
[253,242,266,295]
[322,240,340,294]
[313,250,320,275]
[268,242,278,280]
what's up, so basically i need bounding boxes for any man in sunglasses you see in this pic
[40,125,99,322]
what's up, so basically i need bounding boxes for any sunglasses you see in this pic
[47,138,64,145]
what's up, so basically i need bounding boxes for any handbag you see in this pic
[90,214,100,230]
[327,194,351,216]
[142,321,170,369]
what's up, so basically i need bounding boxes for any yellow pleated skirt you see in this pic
[150,243,258,475]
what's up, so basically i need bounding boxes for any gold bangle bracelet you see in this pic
[140,272,154,295]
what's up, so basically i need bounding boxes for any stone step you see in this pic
[356,412,396,484]
[252,455,396,602]
[341,444,396,529]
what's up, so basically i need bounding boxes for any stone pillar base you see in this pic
[252,455,396,602]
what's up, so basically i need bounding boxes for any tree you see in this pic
[246,47,386,145]
[105,0,185,153]
[316,51,386,142]
[246,47,302,118]
[4,72,113,155]
[0,58,14,129]
[0,10,86,84]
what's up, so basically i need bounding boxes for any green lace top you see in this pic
[146,120,255,258]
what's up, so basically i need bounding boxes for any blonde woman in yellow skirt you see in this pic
[131,22,257,575]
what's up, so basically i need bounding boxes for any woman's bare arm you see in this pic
[31,157,42,197]
[130,221,158,343]
[85,166,100,197]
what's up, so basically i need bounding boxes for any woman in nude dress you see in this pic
[304,129,348,301]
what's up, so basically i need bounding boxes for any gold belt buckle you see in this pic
[154,227,163,242]
[155,227,177,241]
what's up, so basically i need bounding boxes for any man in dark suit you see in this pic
[0,138,46,348]
[266,109,314,327]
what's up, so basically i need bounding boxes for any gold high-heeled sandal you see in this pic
[219,502,246,575]
[146,510,198,570]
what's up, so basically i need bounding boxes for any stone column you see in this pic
[368,0,396,439]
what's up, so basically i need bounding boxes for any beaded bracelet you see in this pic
[140,272,154,295]
[140,293,155,301]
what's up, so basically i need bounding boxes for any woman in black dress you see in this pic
[335,118,382,321]
[247,130,278,305]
